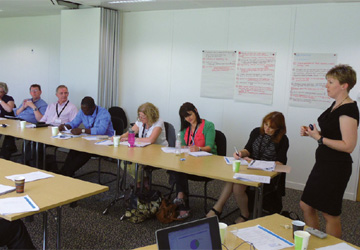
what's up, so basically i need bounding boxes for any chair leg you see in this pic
[97,157,101,184]
[204,182,208,214]
[168,183,175,200]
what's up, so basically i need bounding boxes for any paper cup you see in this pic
[219,222,228,244]
[20,120,26,129]
[292,220,305,238]
[232,160,240,172]
[15,176,25,193]
[52,126,59,136]
[294,230,310,250]
[113,136,120,147]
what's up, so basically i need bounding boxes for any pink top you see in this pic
[184,119,206,147]
[40,100,78,125]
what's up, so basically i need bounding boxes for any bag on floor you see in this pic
[124,189,162,223]
[156,199,181,224]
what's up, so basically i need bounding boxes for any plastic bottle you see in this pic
[128,128,135,147]
[175,131,181,155]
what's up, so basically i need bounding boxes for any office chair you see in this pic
[168,130,227,214]
[109,106,128,131]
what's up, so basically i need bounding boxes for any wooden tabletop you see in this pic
[0,119,277,187]
[0,159,109,221]
[134,213,360,250]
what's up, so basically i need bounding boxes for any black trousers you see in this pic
[0,219,35,249]
[60,150,92,177]
[1,135,17,160]
[168,171,189,196]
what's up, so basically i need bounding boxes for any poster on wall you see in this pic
[200,50,237,99]
[289,53,337,109]
[234,51,276,105]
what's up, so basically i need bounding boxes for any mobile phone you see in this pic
[309,124,314,130]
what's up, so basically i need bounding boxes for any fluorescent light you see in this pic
[109,0,154,3]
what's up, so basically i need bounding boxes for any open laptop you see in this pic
[156,216,222,250]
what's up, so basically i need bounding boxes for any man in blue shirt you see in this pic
[15,84,48,123]
[58,96,114,177]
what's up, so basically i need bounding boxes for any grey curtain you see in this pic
[98,8,121,109]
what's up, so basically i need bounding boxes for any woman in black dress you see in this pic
[300,64,359,238]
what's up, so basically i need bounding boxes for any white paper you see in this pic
[231,225,293,250]
[0,195,40,215]
[189,151,212,157]
[0,184,16,195]
[161,147,190,154]
[6,171,54,182]
[119,141,151,147]
[83,135,108,140]
[248,160,275,171]
[233,173,271,184]
[95,139,113,146]
[224,157,248,165]
[316,243,357,250]
[52,134,79,139]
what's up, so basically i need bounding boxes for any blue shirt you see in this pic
[15,98,48,124]
[67,105,114,137]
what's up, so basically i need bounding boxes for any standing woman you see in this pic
[169,102,217,219]
[0,82,17,159]
[207,111,288,223]
[300,64,359,238]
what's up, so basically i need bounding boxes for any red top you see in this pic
[184,119,206,147]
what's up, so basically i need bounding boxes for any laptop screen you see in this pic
[156,216,222,250]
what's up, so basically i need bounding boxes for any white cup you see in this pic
[113,136,120,147]
[51,126,59,136]
[294,230,310,250]
[219,222,228,244]
[20,121,26,129]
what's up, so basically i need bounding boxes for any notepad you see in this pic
[224,157,248,165]
[233,173,270,184]
[6,171,54,182]
[248,160,275,172]
[0,195,39,215]
[0,184,16,195]
[189,151,212,157]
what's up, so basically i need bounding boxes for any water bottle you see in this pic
[128,128,135,147]
[175,131,181,155]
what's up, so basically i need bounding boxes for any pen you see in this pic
[234,146,240,157]
[250,160,256,166]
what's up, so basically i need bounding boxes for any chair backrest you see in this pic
[164,122,176,147]
[215,130,227,156]
[108,106,128,130]
[111,117,124,135]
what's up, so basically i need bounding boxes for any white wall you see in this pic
[60,8,101,106]
[0,15,61,104]
[119,3,360,200]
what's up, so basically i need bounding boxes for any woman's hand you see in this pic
[189,145,199,152]
[306,124,321,141]
[233,151,241,160]
[120,136,128,142]
[300,126,309,136]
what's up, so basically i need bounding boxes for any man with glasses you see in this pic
[15,84,47,123]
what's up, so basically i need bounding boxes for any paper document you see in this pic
[0,184,16,195]
[233,173,270,184]
[6,171,54,182]
[224,157,248,165]
[161,147,190,154]
[316,243,357,250]
[83,135,108,140]
[248,160,275,171]
[119,141,151,147]
[189,151,212,157]
[0,195,40,215]
[95,139,113,146]
[231,225,293,250]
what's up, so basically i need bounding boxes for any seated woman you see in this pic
[120,102,168,187]
[169,102,217,219]
[206,111,289,223]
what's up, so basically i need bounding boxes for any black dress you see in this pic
[301,101,359,216]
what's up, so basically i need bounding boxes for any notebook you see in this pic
[156,216,222,250]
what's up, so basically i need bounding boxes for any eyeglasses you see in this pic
[138,115,147,119]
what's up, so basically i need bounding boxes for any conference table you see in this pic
[134,213,360,250]
[0,119,279,217]
[0,159,108,250]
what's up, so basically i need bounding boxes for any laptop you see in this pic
[156,216,222,250]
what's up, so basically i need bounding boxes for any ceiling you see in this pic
[0,0,359,18]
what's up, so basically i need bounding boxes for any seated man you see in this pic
[58,96,114,177]
[40,85,78,125]
[0,218,35,249]
[15,84,47,123]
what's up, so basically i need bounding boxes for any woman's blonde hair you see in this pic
[137,102,159,125]
[0,82,9,94]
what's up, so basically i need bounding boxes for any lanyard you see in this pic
[141,123,152,138]
[56,100,69,118]
[88,106,98,128]
[186,123,199,146]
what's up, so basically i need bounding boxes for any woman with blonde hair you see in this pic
[207,111,289,223]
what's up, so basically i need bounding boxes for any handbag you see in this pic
[156,199,181,224]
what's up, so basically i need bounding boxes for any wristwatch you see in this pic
[198,147,201,151]
[33,107,38,111]
[82,129,86,133]
[317,136,324,145]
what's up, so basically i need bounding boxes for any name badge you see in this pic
[54,118,62,125]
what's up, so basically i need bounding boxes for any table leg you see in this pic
[56,206,62,250]
[35,142,39,168]
[43,143,46,170]
[22,139,26,164]
[42,212,48,250]
[253,184,263,218]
